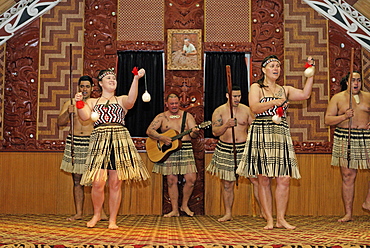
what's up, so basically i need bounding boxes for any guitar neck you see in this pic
[171,129,193,141]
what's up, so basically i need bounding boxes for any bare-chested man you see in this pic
[146,93,200,217]
[58,75,107,221]
[325,71,370,222]
[207,85,262,222]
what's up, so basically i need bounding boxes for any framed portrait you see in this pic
[167,29,202,70]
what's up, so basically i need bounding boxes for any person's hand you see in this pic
[227,118,237,128]
[344,108,354,119]
[68,104,74,114]
[274,98,287,107]
[75,92,83,102]
[306,56,315,66]
[191,127,200,135]
[137,68,145,78]
[160,135,172,146]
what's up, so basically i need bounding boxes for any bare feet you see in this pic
[338,214,353,222]
[108,222,119,229]
[263,219,274,230]
[86,215,101,228]
[164,211,180,217]
[218,214,233,222]
[66,214,82,221]
[362,202,370,211]
[180,207,194,217]
[276,219,296,230]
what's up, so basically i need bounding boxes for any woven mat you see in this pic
[0,215,369,246]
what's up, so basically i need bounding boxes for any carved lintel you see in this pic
[203,42,252,52]
[117,41,165,51]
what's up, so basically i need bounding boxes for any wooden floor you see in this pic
[0,214,369,246]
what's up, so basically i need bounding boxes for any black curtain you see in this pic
[204,52,249,138]
[116,51,164,137]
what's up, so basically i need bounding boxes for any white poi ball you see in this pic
[272,115,282,124]
[142,90,151,102]
[304,66,315,78]
[91,112,99,121]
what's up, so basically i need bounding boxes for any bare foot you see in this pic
[180,207,194,217]
[338,214,353,222]
[86,215,101,228]
[276,219,296,230]
[218,214,233,222]
[362,202,370,211]
[164,211,180,217]
[108,222,119,229]
[263,219,274,230]
[66,214,82,221]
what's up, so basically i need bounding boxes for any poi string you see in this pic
[142,74,151,102]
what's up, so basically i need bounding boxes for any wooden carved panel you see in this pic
[164,0,204,29]
[329,21,362,98]
[84,0,117,94]
[117,41,165,51]
[203,42,252,53]
[251,0,284,85]
[2,21,39,150]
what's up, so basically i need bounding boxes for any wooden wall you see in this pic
[1,152,368,216]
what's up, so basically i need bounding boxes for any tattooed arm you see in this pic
[146,113,172,145]
[211,105,236,137]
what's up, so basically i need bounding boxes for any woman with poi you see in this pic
[75,68,150,229]
[237,55,315,230]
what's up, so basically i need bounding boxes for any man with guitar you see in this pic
[207,85,262,222]
[146,93,200,217]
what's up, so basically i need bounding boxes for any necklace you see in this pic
[264,83,280,98]
[101,95,114,107]
[169,115,180,119]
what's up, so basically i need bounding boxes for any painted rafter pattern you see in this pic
[0,0,61,46]
[302,0,370,52]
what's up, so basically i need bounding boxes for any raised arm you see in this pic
[284,75,314,101]
[122,68,145,110]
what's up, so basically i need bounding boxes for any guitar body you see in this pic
[146,129,182,163]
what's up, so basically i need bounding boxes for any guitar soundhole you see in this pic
[162,144,172,152]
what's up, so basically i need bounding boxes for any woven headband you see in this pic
[262,58,281,68]
[98,70,116,80]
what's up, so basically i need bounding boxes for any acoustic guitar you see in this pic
[146,121,211,163]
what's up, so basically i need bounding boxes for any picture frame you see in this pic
[167,29,202,70]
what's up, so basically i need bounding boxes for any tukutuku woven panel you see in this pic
[205,0,250,43]
[117,0,164,41]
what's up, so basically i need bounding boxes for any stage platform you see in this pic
[0,214,369,247]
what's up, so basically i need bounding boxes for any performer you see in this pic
[75,68,150,229]
[324,71,370,222]
[146,93,199,217]
[58,75,107,221]
[207,85,262,222]
[237,55,315,230]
